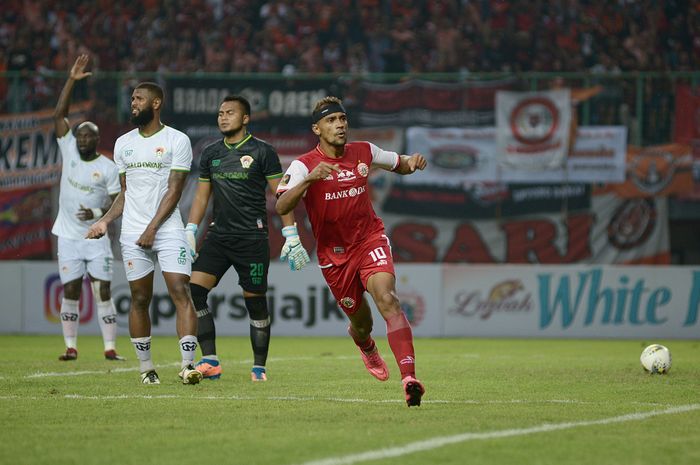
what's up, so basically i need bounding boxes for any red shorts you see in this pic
[321,234,395,316]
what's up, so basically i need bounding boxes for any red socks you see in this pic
[386,312,416,379]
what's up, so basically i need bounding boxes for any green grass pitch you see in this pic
[1,335,699,465]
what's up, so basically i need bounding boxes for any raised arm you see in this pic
[53,54,92,138]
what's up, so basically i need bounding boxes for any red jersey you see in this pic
[277,141,399,266]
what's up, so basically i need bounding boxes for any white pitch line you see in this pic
[23,356,359,379]
[0,394,673,410]
[294,404,700,465]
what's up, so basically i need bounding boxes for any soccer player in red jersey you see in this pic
[275,96,428,406]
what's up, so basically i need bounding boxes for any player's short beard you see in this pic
[131,106,155,126]
[220,129,239,138]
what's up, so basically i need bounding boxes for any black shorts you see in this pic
[193,234,270,293]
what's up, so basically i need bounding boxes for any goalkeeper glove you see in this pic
[280,223,310,271]
[185,223,198,261]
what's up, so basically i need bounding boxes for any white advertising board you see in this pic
[17,262,443,337]
[443,265,700,338]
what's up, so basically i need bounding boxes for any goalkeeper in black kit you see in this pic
[185,95,309,381]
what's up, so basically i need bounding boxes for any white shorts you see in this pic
[120,229,192,281]
[57,236,114,284]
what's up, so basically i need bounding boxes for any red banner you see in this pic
[674,84,700,144]
[0,186,53,259]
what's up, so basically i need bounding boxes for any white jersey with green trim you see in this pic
[114,125,192,234]
[52,131,120,240]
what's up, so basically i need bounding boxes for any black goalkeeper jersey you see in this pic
[198,134,283,238]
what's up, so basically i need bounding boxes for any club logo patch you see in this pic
[92,172,101,182]
[240,155,254,169]
[155,147,165,158]
[357,162,369,177]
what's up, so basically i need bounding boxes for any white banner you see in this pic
[404,127,497,186]
[442,265,700,338]
[404,126,626,184]
[503,126,627,183]
[496,89,572,173]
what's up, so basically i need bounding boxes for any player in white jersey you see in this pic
[52,55,125,362]
[86,82,202,385]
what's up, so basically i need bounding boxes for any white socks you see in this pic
[97,300,118,351]
[60,298,79,349]
[131,336,154,373]
[179,335,198,368]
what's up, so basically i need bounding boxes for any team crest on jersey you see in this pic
[240,155,254,169]
[357,162,369,177]
[155,147,165,158]
[92,172,101,182]
[340,297,355,308]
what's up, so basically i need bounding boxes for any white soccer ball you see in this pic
[640,344,672,374]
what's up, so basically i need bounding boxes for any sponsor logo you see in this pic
[323,174,334,181]
[607,199,656,250]
[44,274,94,324]
[257,218,263,229]
[333,247,345,254]
[449,279,532,320]
[212,172,249,180]
[509,97,559,145]
[124,149,133,157]
[180,341,198,351]
[103,257,112,273]
[61,313,79,321]
[127,260,134,270]
[375,259,388,266]
[70,160,77,168]
[125,161,163,169]
[102,315,117,324]
[133,341,151,351]
[177,247,187,265]
[357,162,369,177]
[324,185,366,200]
[280,174,290,186]
[399,355,415,365]
[240,155,254,169]
[212,159,221,167]
[67,176,95,193]
[337,169,356,182]
[340,297,355,308]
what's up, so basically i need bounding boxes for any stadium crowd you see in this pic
[3,0,697,75]
[1,0,697,120]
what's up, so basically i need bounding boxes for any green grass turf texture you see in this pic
[1,335,698,465]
